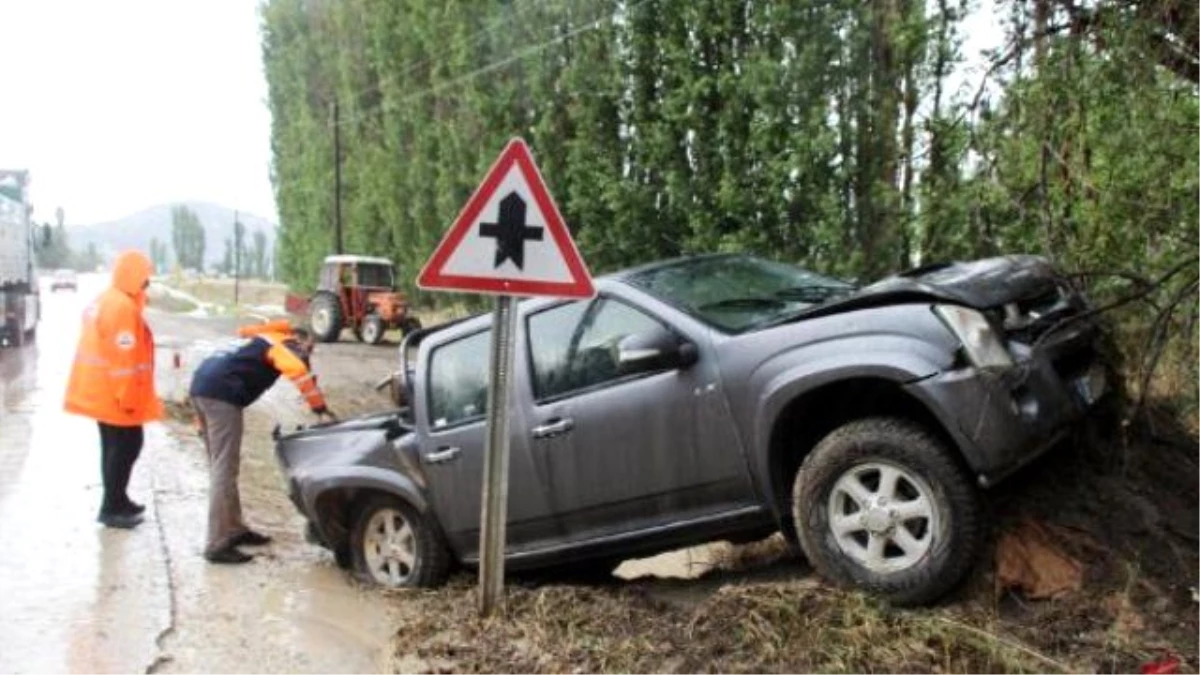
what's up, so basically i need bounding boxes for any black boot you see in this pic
[205,546,253,564]
[97,510,144,529]
[116,498,146,516]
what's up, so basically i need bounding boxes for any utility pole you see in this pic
[333,98,343,255]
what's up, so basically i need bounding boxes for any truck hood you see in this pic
[796,255,1060,322]
[861,255,1057,307]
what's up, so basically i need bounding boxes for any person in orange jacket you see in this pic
[188,319,335,563]
[64,250,163,529]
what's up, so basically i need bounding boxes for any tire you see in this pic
[309,292,344,343]
[399,316,422,336]
[360,314,385,345]
[792,417,981,606]
[348,493,451,588]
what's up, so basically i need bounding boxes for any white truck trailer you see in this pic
[0,169,39,346]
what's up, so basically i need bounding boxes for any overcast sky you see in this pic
[0,1,1002,229]
[0,1,274,225]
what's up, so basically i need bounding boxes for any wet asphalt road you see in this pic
[0,274,168,672]
[0,274,397,674]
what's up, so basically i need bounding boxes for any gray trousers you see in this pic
[191,397,248,554]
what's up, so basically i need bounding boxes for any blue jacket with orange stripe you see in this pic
[188,323,327,412]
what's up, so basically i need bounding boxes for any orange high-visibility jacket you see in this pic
[64,251,164,426]
[235,320,328,412]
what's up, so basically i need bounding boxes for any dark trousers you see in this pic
[98,422,143,514]
[191,397,248,554]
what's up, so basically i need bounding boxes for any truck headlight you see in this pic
[933,304,1013,368]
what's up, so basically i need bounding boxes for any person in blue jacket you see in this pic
[189,319,336,564]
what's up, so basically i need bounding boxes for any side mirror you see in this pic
[616,327,698,375]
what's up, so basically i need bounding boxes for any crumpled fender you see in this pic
[299,465,428,545]
[746,333,955,509]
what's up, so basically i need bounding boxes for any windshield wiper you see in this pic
[773,284,852,304]
[698,297,787,312]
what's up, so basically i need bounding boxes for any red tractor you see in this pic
[286,255,422,344]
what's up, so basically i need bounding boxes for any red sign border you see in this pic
[417,138,595,298]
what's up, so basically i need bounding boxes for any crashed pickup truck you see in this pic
[274,253,1107,605]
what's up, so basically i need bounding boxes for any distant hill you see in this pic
[68,202,276,269]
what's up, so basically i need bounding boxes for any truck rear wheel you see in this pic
[349,494,451,589]
[792,417,981,606]
[309,292,343,343]
[399,316,422,336]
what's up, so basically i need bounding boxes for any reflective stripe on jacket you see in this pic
[188,321,327,412]
[64,251,164,426]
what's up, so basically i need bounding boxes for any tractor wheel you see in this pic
[360,314,385,345]
[399,316,423,336]
[309,292,344,343]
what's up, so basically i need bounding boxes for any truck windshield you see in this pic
[626,255,853,333]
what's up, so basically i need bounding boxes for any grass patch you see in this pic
[147,291,198,314]
[170,276,288,309]
[385,579,1070,674]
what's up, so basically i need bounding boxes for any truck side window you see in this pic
[528,298,666,401]
[427,330,491,428]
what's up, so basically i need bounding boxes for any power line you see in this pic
[333,0,644,130]
[339,0,578,111]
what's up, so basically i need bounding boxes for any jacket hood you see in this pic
[111,250,153,298]
[238,319,294,338]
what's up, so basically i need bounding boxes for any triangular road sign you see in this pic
[417,138,595,298]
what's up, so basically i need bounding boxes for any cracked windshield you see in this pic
[0,0,1195,673]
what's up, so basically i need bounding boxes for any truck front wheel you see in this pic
[792,417,981,606]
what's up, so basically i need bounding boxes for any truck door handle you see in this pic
[531,417,574,439]
[425,446,461,464]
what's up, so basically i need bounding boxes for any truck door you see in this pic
[522,296,756,542]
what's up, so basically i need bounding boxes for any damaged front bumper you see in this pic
[908,320,1106,487]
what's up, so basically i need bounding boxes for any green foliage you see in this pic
[260,0,915,294]
[33,222,99,272]
[251,230,269,279]
[34,222,72,270]
[148,237,168,273]
[261,1,1197,398]
[170,205,206,271]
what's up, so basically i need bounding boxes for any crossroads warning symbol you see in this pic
[417,138,595,298]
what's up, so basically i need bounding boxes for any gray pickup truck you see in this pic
[274,253,1106,605]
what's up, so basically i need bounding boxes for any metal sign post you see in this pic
[417,139,595,618]
[478,294,518,616]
